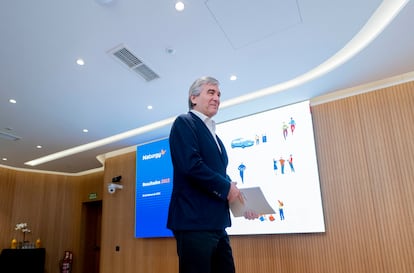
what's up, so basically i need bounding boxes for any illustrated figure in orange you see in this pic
[279,157,285,174]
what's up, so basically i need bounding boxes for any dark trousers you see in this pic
[173,230,235,273]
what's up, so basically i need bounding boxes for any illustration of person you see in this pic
[282,122,289,140]
[278,200,285,220]
[262,133,267,143]
[289,117,296,134]
[273,158,278,175]
[238,163,246,183]
[288,154,295,173]
[279,157,285,174]
[255,134,260,145]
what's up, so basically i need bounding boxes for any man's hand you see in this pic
[227,182,244,204]
[243,209,259,220]
[228,182,259,220]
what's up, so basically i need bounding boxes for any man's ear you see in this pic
[190,95,198,106]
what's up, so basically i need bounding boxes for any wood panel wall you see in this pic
[1,80,413,273]
[0,169,103,273]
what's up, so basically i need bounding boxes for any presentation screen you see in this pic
[135,138,173,238]
[135,100,325,238]
[217,100,325,235]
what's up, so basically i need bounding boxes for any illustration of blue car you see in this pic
[231,138,254,149]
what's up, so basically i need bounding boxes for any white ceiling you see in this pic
[1,0,414,174]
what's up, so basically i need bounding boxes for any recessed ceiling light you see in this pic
[2,158,7,161]
[83,129,89,133]
[230,75,237,81]
[36,145,42,149]
[9,99,17,104]
[76,59,85,66]
[147,105,153,110]
[175,1,184,11]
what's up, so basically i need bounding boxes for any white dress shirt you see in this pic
[191,110,221,152]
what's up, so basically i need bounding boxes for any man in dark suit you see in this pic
[167,76,257,273]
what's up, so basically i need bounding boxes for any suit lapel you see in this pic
[216,135,228,166]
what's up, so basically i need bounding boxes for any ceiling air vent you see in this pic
[109,45,159,82]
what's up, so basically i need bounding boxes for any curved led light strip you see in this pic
[25,0,408,167]
[25,117,176,166]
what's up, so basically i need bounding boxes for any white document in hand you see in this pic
[230,187,275,217]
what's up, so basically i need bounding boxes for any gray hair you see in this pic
[188,76,220,110]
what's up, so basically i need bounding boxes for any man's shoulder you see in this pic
[170,112,204,141]
[175,112,201,125]
[177,112,192,119]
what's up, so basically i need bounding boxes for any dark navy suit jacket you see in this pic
[167,111,232,231]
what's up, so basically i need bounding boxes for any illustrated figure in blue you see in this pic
[262,133,267,143]
[238,163,246,183]
[273,158,278,175]
[289,117,296,134]
[278,200,285,220]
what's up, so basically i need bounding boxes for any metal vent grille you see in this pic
[113,48,142,68]
[133,65,160,82]
[0,130,21,141]
[109,45,159,82]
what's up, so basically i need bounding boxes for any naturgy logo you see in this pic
[142,149,167,161]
